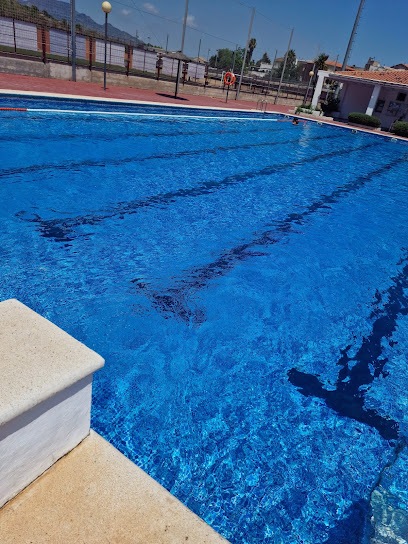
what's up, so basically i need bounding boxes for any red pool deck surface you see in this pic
[0,72,292,113]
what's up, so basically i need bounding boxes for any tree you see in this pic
[275,49,299,81]
[209,47,245,73]
[314,53,329,72]
[247,37,257,65]
[256,51,271,67]
[312,53,329,86]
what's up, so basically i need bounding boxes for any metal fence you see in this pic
[0,15,206,80]
[0,10,310,102]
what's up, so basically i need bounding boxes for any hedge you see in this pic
[348,112,381,128]
[391,121,408,137]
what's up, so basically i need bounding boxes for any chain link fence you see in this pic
[0,0,312,103]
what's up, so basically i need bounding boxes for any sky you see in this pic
[78,0,407,68]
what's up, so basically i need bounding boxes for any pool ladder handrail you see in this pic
[256,98,268,113]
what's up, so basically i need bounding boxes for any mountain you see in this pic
[18,0,143,45]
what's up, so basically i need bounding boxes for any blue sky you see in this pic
[79,0,407,68]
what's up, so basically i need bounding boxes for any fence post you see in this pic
[41,24,46,63]
[67,29,70,63]
[12,18,16,52]
[126,42,130,76]
[89,36,92,70]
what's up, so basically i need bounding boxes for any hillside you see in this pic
[0,0,143,45]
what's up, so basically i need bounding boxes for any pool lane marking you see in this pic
[2,131,341,180]
[0,107,299,123]
[25,108,288,122]
[0,124,289,144]
[289,250,408,441]
[16,133,348,242]
[132,144,400,325]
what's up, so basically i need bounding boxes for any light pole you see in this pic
[235,7,255,100]
[274,28,293,105]
[101,1,111,90]
[304,66,315,104]
[70,0,76,81]
[174,0,188,99]
[231,44,237,73]
[266,49,277,96]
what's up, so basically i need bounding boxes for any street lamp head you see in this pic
[102,1,112,13]
[309,70,314,77]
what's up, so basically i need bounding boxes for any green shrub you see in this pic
[348,112,381,128]
[391,121,408,137]
[295,104,319,114]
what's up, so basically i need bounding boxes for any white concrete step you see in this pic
[0,298,104,507]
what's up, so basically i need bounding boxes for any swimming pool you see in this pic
[1,95,408,543]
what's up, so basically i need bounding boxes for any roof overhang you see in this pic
[323,72,408,90]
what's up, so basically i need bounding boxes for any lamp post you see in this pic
[304,67,315,104]
[101,1,111,90]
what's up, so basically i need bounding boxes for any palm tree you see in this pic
[314,53,329,72]
[312,53,329,86]
[247,37,257,65]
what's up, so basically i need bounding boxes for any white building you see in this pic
[312,69,408,129]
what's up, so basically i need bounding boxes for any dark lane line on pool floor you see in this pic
[17,135,364,242]
[288,251,408,442]
[289,252,408,540]
[131,151,403,326]
[2,132,344,180]
[0,124,288,144]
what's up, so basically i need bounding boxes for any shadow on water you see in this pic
[289,253,408,541]
[288,253,408,441]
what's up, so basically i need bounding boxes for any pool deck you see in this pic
[0,72,292,113]
[0,430,229,544]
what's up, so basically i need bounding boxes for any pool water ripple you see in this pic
[1,97,408,543]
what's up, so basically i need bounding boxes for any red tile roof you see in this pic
[334,70,408,86]
[326,60,353,70]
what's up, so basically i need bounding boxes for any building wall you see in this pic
[338,81,408,129]
[374,86,408,129]
[339,81,373,118]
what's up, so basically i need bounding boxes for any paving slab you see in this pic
[0,430,229,544]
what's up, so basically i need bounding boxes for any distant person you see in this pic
[292,117,299,125]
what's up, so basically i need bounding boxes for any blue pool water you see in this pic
[1,95,408,543]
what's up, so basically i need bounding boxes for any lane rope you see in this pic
[24,108,283,121]
[0,107,308,125]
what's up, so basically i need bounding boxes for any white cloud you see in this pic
[142,2,158,14]
[186,14,197,28]
[121,9,131,15]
